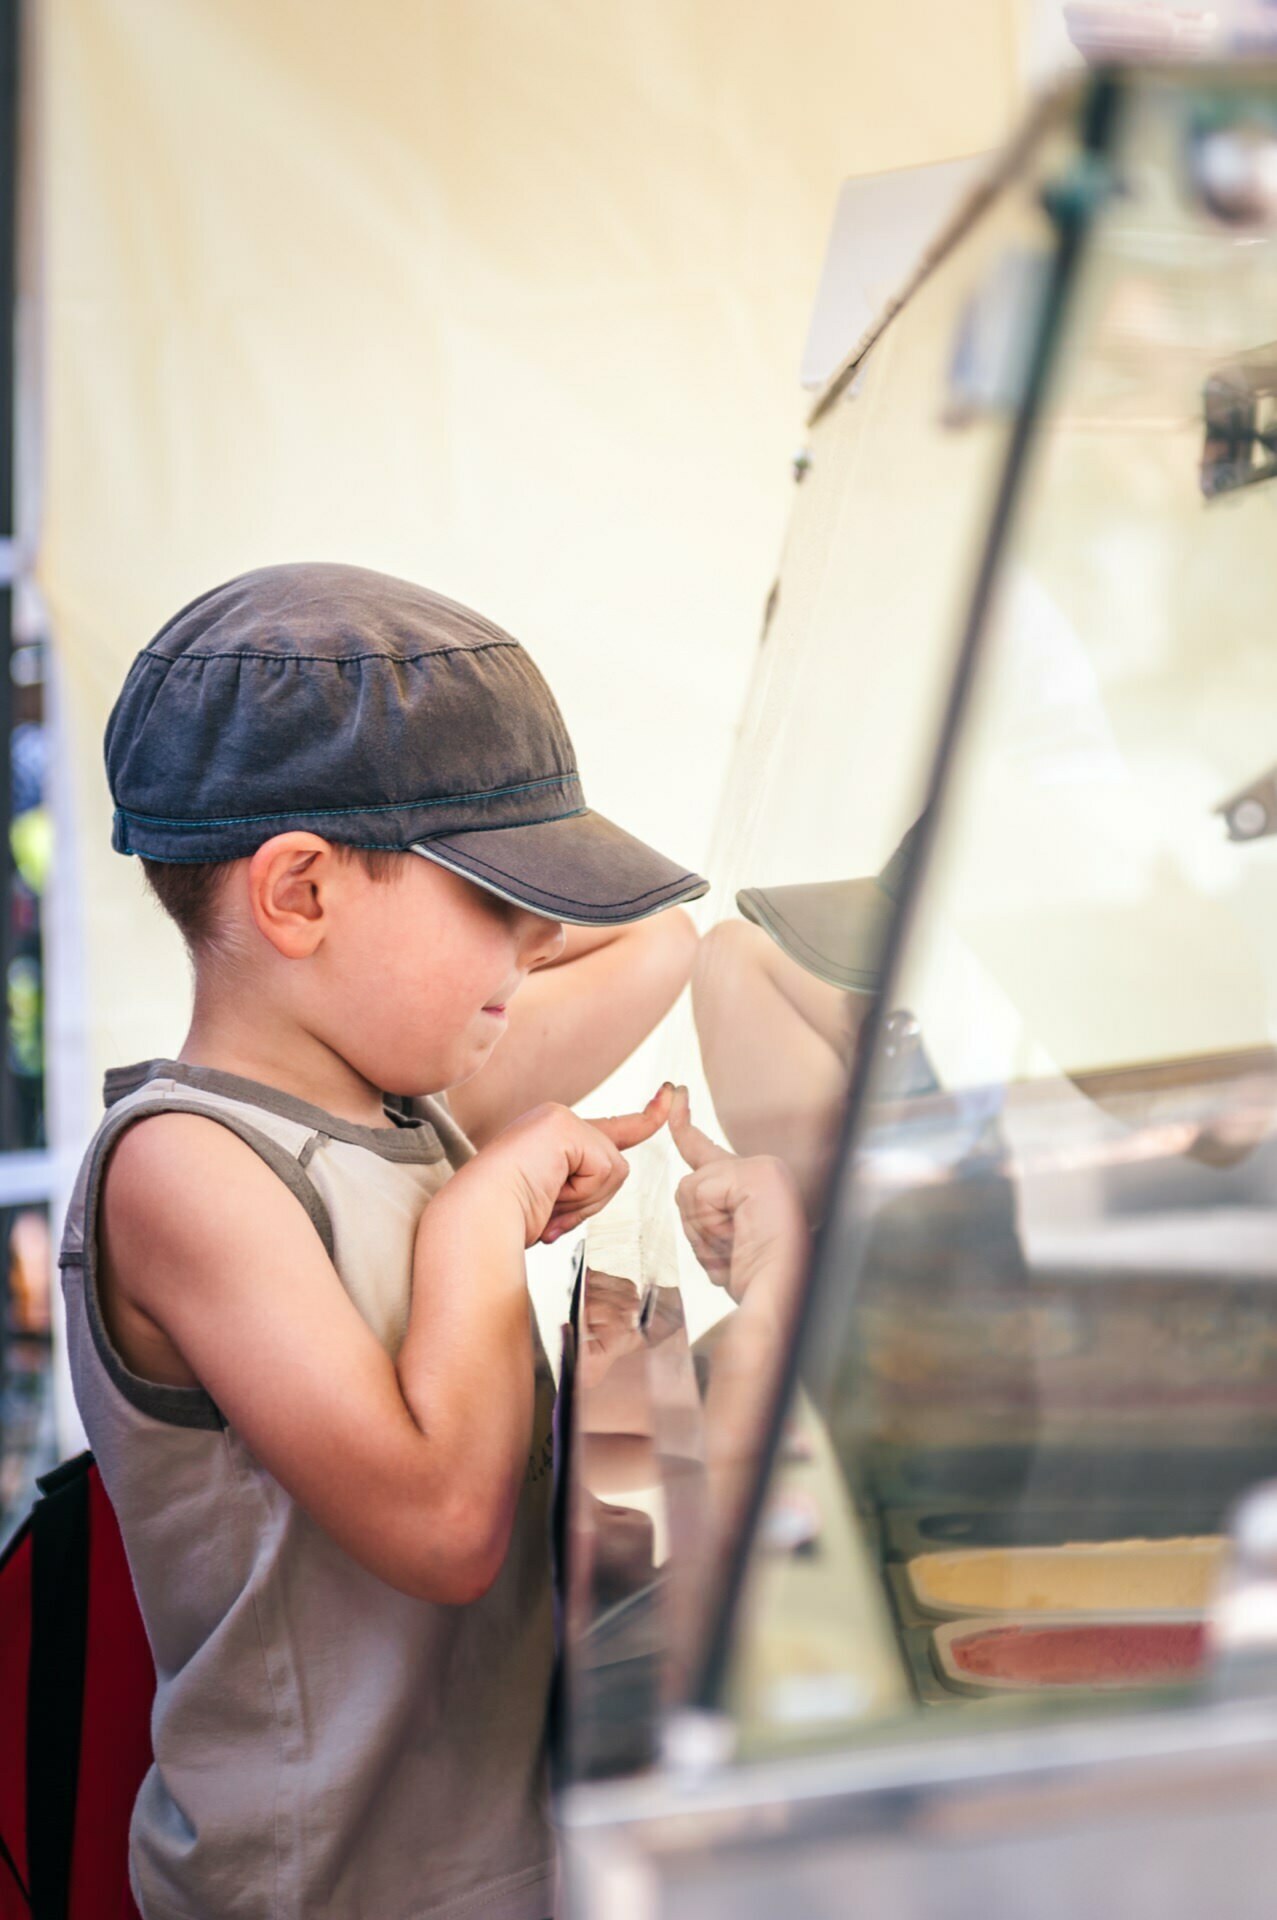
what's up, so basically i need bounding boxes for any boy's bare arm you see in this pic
[446,908,698,1147]
[100,1098,664,1605]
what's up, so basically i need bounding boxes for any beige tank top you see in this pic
[58,1057,557,1920]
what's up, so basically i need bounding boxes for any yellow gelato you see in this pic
[907,1538,1226,1617]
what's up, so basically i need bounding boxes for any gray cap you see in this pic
[105,562,709,926]
[735,823,920,993]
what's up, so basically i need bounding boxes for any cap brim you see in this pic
[410,808,708,927]
[736,875,893,994]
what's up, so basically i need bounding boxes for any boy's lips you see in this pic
[482,975,523,1016]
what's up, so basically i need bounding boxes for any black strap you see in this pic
[0,1824,29,1910]
[26,1452,92,1920]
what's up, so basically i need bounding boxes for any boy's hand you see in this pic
[437,1083,675,1250]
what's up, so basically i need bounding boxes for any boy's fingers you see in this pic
[543,1195,612,1242]
[587,1101,669,1152]
[544,1154,635,1240]
[668,1085,730,1172]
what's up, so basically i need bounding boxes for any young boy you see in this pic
[57,561,706,1920]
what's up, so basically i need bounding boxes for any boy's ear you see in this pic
[246,833,340,959]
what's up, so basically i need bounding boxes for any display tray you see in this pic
[900,1624,980,1709]
[898,1618,1209,1709]
[899,1538,1226,1621]
[929,1614,1206,1697]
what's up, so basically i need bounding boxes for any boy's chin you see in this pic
[445,1032,503,1085]
[383,1021,502,1093]
[379,1048,487,1099]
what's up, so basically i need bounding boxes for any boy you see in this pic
[57,562,706,1920]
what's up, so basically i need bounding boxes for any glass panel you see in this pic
[722,68,1277,1760]
[559,91,1081,1780]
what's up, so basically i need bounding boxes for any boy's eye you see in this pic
[482,895,523,931]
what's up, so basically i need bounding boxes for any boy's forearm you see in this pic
[395,1180,534,1584]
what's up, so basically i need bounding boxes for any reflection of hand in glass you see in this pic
[669,1086,810,1324]
[689,828,920,1221]
[690,920,865,1222]
[666,1086,811,1636]
[578,1270,647,1393]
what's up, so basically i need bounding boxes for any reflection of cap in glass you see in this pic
[735,822,920,994]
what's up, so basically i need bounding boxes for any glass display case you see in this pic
[557,63,1277,1920]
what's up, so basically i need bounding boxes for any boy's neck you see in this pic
[177,998,397,1131]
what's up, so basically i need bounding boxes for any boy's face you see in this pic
[274,845,565,1096]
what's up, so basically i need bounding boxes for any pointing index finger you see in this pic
[587,1104,668,1152]
[668,1084,730,1171]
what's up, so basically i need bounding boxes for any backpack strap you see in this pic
[0,1496,34,1910]
[25,1451,93,1920]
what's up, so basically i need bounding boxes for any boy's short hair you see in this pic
[141,844,403,954]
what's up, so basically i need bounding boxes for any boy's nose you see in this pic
[523,913,566,967]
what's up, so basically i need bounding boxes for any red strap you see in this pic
[67,1470,153,1920]
[0,1516,32,1913]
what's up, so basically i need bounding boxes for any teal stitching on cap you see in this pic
[413,806,589,835]
[115,773,580,830]
[124,808,591,862]
[141,638,519,666]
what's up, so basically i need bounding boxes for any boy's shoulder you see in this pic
[62,1098,326,1409]
[86,1102,309,1292]
[66,1065,332,1255]
[61,1064,475,1353]
[64,1064,476,1311]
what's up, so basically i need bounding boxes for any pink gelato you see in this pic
[946,1620,1205,1689]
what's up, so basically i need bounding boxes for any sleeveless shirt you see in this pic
[58,1058,557,1920]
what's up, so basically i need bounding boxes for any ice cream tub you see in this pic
[906,1537,1225,1619]
[931,1614,1207,1695]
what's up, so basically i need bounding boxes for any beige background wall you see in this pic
[34,0,1023,1443]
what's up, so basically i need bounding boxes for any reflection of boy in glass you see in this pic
[685,815,1027,1302]
[674,821,1035,1575]
[689,825,931,1218]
